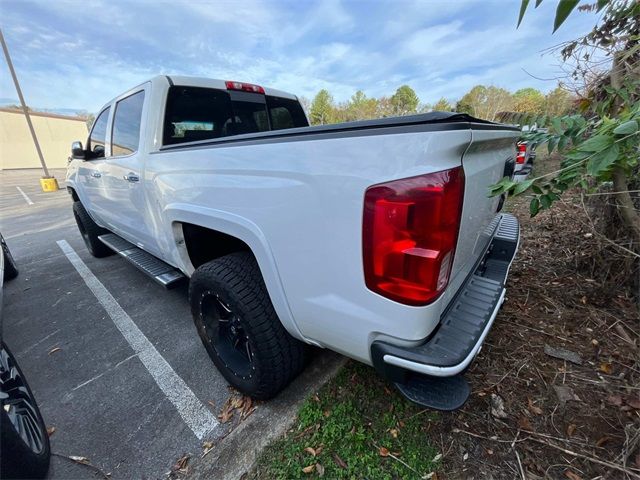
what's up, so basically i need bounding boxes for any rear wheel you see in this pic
[72,201,113,258]
[0,343,51,479]
[189,252,306,399]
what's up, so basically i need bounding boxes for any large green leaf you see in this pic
[530,197,540,216]
[578,134,613,153]
[586,143,620,176]
[514,179,534,195]
[554,0,580,32]
[517,0,530,27]
[613,120,638,135]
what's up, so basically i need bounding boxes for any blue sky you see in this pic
[0,0,600,113]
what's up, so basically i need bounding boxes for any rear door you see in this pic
[98,87,158,253]
[77,106,110,223]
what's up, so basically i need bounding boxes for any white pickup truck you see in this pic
[66,76,520,410]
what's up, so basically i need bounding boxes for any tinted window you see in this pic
[163,87,309,146]
[266,96,309,130]
[89,107,110,158]
[164,87,234,145]
[112,90,145,156]
[227,91,269,135]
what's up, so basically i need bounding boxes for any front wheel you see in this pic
[189,252,306,400]
[72,201,113,258]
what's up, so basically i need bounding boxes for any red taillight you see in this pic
[363,167,464,306]
[225,80,265,94]
[516,143,527,164]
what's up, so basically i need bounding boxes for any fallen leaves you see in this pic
[201,441,214,457]
[217,394,255,423]
[301,465,314,474]
[490,394,508,419]
[566,423,576,437]
[48,346,61,355]
[379,446,390,457]
[518,416,533,431]
[170,454,190,476]
[598,362,614,375]
[46,426,56,437]
[315,463,325,477]
[528,397,543,415]
[544,344,582,365]
[564,469,583,480]
[553,386,581,407]
[332,453,348,469]
[69,456,90,464]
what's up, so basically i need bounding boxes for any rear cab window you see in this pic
[163,86,308,146]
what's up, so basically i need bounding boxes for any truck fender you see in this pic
[163,203,308,343]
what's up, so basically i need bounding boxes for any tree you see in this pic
[390,85,419,116]
[345,90,378,121]
[432,98,453,112]
[457,85,514,121]
[85,112,95,129]
[541,86,574,117]
[513,87,544,114]
[309,90,335,125]
[494,0,640,249]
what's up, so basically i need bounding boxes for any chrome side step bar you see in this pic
[98,233,185,288]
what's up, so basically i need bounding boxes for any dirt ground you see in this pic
[431,191,639,479]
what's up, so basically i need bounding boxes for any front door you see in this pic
[98,88,159,255]
[77,106,110,224]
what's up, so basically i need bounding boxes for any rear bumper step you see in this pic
[371,213,520,410]
[98,234,185,288]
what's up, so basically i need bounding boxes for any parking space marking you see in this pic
[56,239,219,440]
[16,186,34,205]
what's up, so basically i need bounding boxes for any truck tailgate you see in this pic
[441,127,518,308]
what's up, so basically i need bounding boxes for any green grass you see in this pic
[251,362,441,479]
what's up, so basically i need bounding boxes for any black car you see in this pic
[1,233,51,479]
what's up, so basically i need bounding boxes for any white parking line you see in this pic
[56,239,219,440]
[16,186,34,205]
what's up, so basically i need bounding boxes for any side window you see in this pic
[88,107,110,158]
[112,90,145,156]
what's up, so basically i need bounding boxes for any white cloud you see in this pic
[0,0,601,112]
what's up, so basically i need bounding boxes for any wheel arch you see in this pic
[165,204,307,343]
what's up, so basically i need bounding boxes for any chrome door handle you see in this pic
[123,173,139,182]
[91,172,102,178]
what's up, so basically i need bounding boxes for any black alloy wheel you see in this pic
[198,291,255,380]
[0,343,50,479]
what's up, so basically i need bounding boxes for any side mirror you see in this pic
[71,141,85,160]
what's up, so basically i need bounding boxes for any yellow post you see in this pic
[1,28,58,192]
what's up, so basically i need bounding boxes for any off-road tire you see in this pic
[0,343,51,479]
[189,252,306,400]
[72,201,113,258]
[1,234,18,281]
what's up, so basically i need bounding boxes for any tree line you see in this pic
[305,84,576,125]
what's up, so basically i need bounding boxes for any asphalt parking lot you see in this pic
[1,168,340,478]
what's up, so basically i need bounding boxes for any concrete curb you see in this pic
[189,352,347,480]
